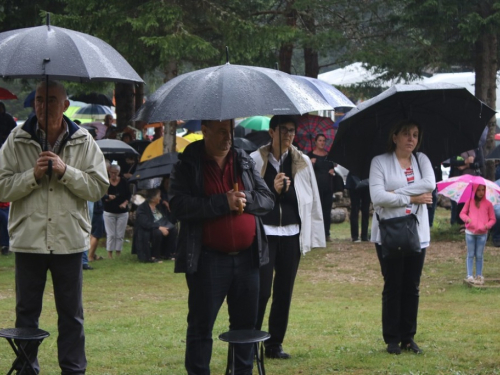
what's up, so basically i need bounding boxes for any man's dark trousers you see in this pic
[256,234,301,349]
[185,247,259,375]
[15,252,86,375]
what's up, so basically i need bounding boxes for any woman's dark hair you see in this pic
[315,133,326,142]
[387,119,423,153]
[269,115,297,130]
[145,188,161,202]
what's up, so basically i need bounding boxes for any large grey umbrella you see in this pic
[129,152,179,182]
[96,139,139,158]
[0,18,143,83]
[292,75,355,109]
[134,63,332,123]
[329,83,496,179]
[0,15,143,174]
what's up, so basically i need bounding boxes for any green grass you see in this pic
[1,207,499,374]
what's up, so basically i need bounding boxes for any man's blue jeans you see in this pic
[465,233,487,277]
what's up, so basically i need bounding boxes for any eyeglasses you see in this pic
[278,127,296,135]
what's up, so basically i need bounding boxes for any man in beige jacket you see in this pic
[0,80,109,374]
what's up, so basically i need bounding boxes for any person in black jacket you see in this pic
[132,188,177,262]
[169,119,274,375]
[0,101,17,147]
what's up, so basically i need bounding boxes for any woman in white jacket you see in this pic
[251,115,325,359]
[369,119,435,355]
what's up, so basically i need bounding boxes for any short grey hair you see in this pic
[36,80,68,99]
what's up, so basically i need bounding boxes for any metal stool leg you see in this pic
[254,341,266,375]
[225,343,236,375]
[6,338,40,375]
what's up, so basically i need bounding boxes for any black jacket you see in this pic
[169,140,275,274]
[132,200,173,261]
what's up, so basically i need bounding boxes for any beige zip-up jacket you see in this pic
[0,116,109,254]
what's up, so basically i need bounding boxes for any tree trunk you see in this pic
[304,48,319,78]
[278,3,296,74]
[135,82,144,113]
[114,82,135,132]
[302,9,319,78]
[163,60,179,153]
[475,32,497,181]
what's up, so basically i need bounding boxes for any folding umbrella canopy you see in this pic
[129,152,179,182]
[329,83,496,179]
[292,75,355,109]
[234,137,258,153]
[295,114,335,153]
[74,104,113,120]
[96,139,139,158]
[134,63,332,123]
[0,87,17,100]
[182,120,202,132]
[485,144,500,160]
[437,174,500,205]
[239,116,271,131]
[140,136,191,162]
[70,92,113,106]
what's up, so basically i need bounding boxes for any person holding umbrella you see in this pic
[369,119,435,355]
[0,101,17,146]
[0,80,109,374]
[250,115,325,359]
[168,119,274,375]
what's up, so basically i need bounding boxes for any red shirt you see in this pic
[0,202,9,209]
[202,151,256,252]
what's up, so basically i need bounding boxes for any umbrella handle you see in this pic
[233,182,243,215]
[47,160,52,178]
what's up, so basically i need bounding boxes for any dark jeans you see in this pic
[185,247,259,375]
[0,206,9,247]
[375,245,426,344]
[15,252,86,375]
[318,189,333,237]
[427,188,438,227]
[349,188,370,241]
[151,226,178,259]
[450,201,465,225]
[256,234,301,349]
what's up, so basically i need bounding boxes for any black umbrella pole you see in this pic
[44,75,52,178]
[231,119,243,215]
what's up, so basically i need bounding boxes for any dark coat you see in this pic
[132,200,172,261]
[169,140,275,274]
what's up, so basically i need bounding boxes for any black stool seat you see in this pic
[219,330,270,375]
[0,328,50,375]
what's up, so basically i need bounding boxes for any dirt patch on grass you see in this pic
[301,240,472,286]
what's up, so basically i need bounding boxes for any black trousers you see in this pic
[375,245,426,344]
[318,189,333,237]
[15,252,86,375]
[349,187,370,241]
[185,247,259,375]
[256,234,301,349]
[151,226,178,259]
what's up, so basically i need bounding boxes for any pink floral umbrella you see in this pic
[437,174,500,205]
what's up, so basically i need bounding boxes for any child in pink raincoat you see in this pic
[459,184,496,285]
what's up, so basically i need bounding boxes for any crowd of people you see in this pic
[0,80,499,374]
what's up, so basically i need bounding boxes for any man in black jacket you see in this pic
[169,119,274,375]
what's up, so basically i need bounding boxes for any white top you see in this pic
[369,152,436,247]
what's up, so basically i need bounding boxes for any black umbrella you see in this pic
[0,15,143,174]
[96,139,140,158]
[244,131,271,149]
[134,63,332,123]
[233,137,258,153]
[70,92,113,106]
[329,83,496,179]
[129,139,151,156]
[486,145,500,160]
[129,152,179,182]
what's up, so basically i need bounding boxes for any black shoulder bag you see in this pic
[377,154,422,259]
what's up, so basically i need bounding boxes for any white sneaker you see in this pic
[475,276,485,285]
[465,276,474,283]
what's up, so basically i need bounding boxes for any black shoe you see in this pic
[387,343,401,355]
[401,339,422,354]
[83,264,94,270]
[265,346,291,359]
[1,246,9,255]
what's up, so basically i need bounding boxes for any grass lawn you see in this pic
[1,207,499,374]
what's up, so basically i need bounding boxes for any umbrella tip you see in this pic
[46,13,50,28]
[225,46,230,64]
[275,62,279,70]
